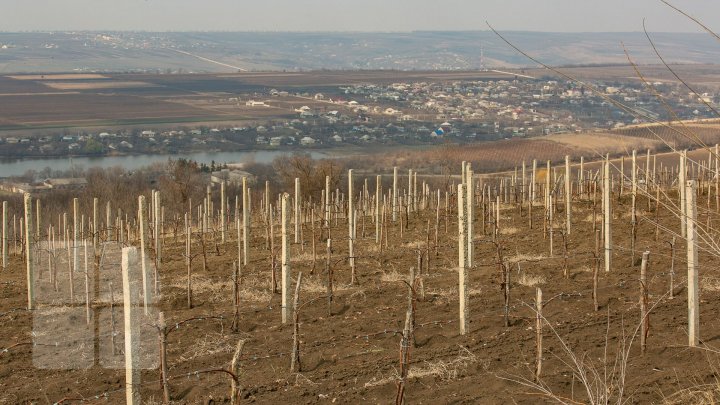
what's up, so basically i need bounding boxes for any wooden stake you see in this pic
[230,339,246,405]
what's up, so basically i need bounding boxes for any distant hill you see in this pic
[0,31,718,74]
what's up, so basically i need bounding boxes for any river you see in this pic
[0,150,337,177]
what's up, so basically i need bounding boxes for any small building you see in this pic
[211,169,256,186]
[44,178,87,190]
[300,136,316,146]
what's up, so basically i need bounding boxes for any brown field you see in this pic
[526,64,720,88]
[0,93,213,127]
[3,171,720,403]
[42,81,157,90]
[7,74,109,80]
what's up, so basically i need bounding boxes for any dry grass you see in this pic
[301,276,357,294]
[701,277,720,292]
[500,226,519,235]
[176,332,235,362]
[506,253,547,264]
[364,347,477,387]
[518,273,546,287]
[380,271,408,283]
[663,385,720,405]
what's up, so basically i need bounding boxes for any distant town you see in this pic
[1,76,716,159]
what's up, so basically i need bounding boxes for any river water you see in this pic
[0,150,336,177]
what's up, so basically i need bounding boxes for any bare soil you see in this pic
[2,185,720,403]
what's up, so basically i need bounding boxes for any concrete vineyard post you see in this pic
[154,191,161,294]
[686,180,699,347]
[580,156,584,197]
[393,166,398,222]
[565,155,571,235]
[535,287,542,382]
[466,165,474,268]
[604,157,612,272]
[325,175,331,226]
[458,183,467,335]
[221,181,226,243]
[294,177,300,244]
[680,151,687,238]
[2,201,6,269]
[531,159,537,202]
[281,193,291,324]
[24,194,34,309]
[35,198,40,240]
[640,251,650,354]
[348,169,356,283]
[632,150,637,226]
[122,247,141,405]
[376,175,381,243]
[157,312,170,403]
[138,195,151,314]
[522,161,526,203]
[242,177,249,266]
[93,197,99,252]
[73,197,79,282]
[291,271,303,372]
[106,201,111,241]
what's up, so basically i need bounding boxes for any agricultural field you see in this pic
[1,150,720,403]
[0,70,512,131]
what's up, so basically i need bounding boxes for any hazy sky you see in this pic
[1,0,718,32]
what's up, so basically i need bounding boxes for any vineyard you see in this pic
[3,148,720,404]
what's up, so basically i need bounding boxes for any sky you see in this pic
[1,0,718,32]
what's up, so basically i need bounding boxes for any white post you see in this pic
[348,169,355,273]
[281,193,291,324]
[458,183,467,335]
[154,191,161,271]
[632,150,637,224]
[24,194,34,310]
[579,156,584,197]
[531,159,537,202]
[138,195,150,315]
[2,201,6,269]
[121,247,141,405]
[686,180,699,347]
[376,175,381,243]
[604,157,612,272]
[680,150,687,238]
[466,165,474,268]
[220,181,226,243]
[93,197,99,251]
[393,167,398,222]
[565,155,571,235]
[325,175,331,225]
[73,197,79,278]
[294,177,300,244]
[242,177,249,266]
